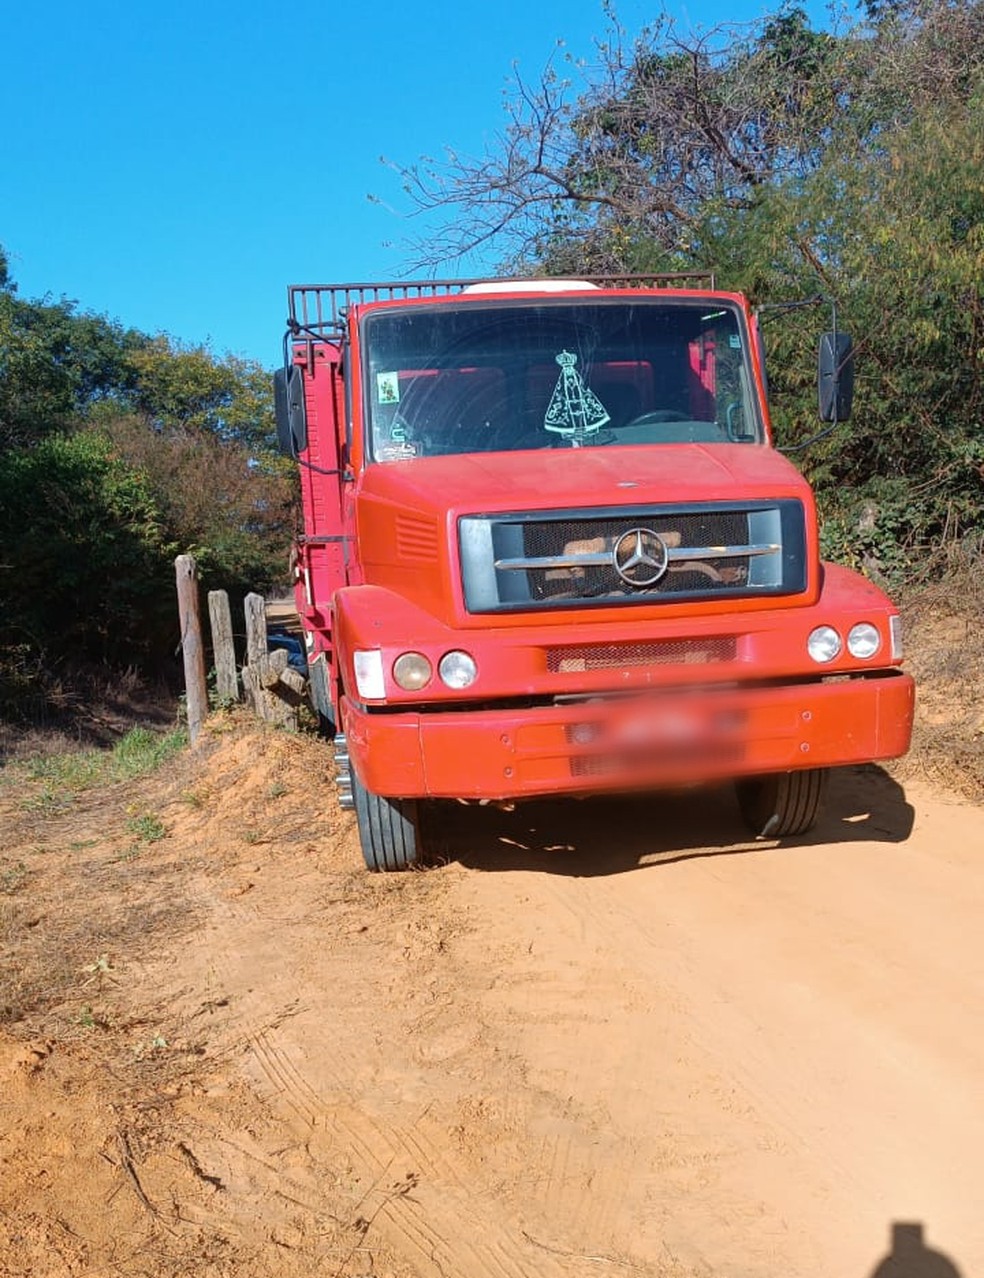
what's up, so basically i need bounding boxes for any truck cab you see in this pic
[275,276,914,870]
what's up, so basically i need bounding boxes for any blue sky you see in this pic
[1,0,829,366]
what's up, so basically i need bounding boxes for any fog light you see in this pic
[807,625,842,664]
[439,650,477,689]
[353,649,385,700]
[392,652,432,691]
[890,614,904,660]
[847,622,880,659]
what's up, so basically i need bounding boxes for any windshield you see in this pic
[362,299,760,461]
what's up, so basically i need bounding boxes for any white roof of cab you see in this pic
[462,280,601,294]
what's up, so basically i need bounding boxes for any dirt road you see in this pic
[2,727,982,1278]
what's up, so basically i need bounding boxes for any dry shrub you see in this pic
[0,663,177,763]
[897,543,984,800]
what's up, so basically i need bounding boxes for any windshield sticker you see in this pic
[378,416,416,460]
[378,440,417,461]
[376,371,400,404]
[729,334,741,349]
[543,351,610,440]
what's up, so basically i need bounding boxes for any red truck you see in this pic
[274,275,914,870]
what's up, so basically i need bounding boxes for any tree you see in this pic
[0,432,174,681]
[0,290,147,449]
[123,336,279,449]
[98,412,295,594]
[0,249,295,715]
[393,9,848,268]
[393,1,984,274]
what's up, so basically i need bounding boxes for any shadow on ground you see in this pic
[425,764,915,877]
[868,1221,963,1278]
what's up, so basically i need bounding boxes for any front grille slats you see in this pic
[459,501,806,613]
[495,543,779,571]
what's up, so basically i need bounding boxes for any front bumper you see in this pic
[341,670,914,800]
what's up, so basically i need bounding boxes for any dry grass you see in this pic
[0,731,200,1032]
[895,551,984,801]
[0,663,177,764]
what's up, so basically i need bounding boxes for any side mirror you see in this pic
[273,365,307,455]
[818,332,854,423]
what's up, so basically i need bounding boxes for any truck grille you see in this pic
[459,501,806,613]
[546,637,736,672]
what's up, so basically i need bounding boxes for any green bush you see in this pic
[0,432,175,683]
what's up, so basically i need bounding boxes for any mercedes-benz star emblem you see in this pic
[612,528,669,587]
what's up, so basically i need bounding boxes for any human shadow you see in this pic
[424,763,915,877]
[869,1222,963,1278]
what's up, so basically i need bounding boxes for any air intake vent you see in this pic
[396,514,440,564]
[546,637,736,673]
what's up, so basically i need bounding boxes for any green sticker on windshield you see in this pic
[377,372,400,404]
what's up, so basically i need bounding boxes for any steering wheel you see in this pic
[624,409,691,427]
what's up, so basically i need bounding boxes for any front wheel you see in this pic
[350,766,421,872]
[735,768,829,839]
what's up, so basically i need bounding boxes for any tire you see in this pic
[350,766,421,872]
[735,768,829,839]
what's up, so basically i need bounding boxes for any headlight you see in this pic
[807,625,842,664]
[847,623,881,659]
[392,652,433,691]
[353,649,385,699]
[438,650,478,689]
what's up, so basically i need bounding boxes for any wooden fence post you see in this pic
[207,590,239,704]
[241,593,306,730]
[243,593,266,718]
[175,554,208,746]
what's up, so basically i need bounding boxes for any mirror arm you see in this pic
[829,298,839,432]
[754,294,825,325]
[779,419,848,454]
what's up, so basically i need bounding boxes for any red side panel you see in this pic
[292,342,348,679]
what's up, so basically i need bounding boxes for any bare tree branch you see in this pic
[381,2,984,272]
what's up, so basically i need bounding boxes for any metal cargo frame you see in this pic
[287,273,718,337]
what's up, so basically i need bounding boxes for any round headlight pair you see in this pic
[807,623,881,664]
[392,650,478,691]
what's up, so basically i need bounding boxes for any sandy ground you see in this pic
[1,722,982,1278]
